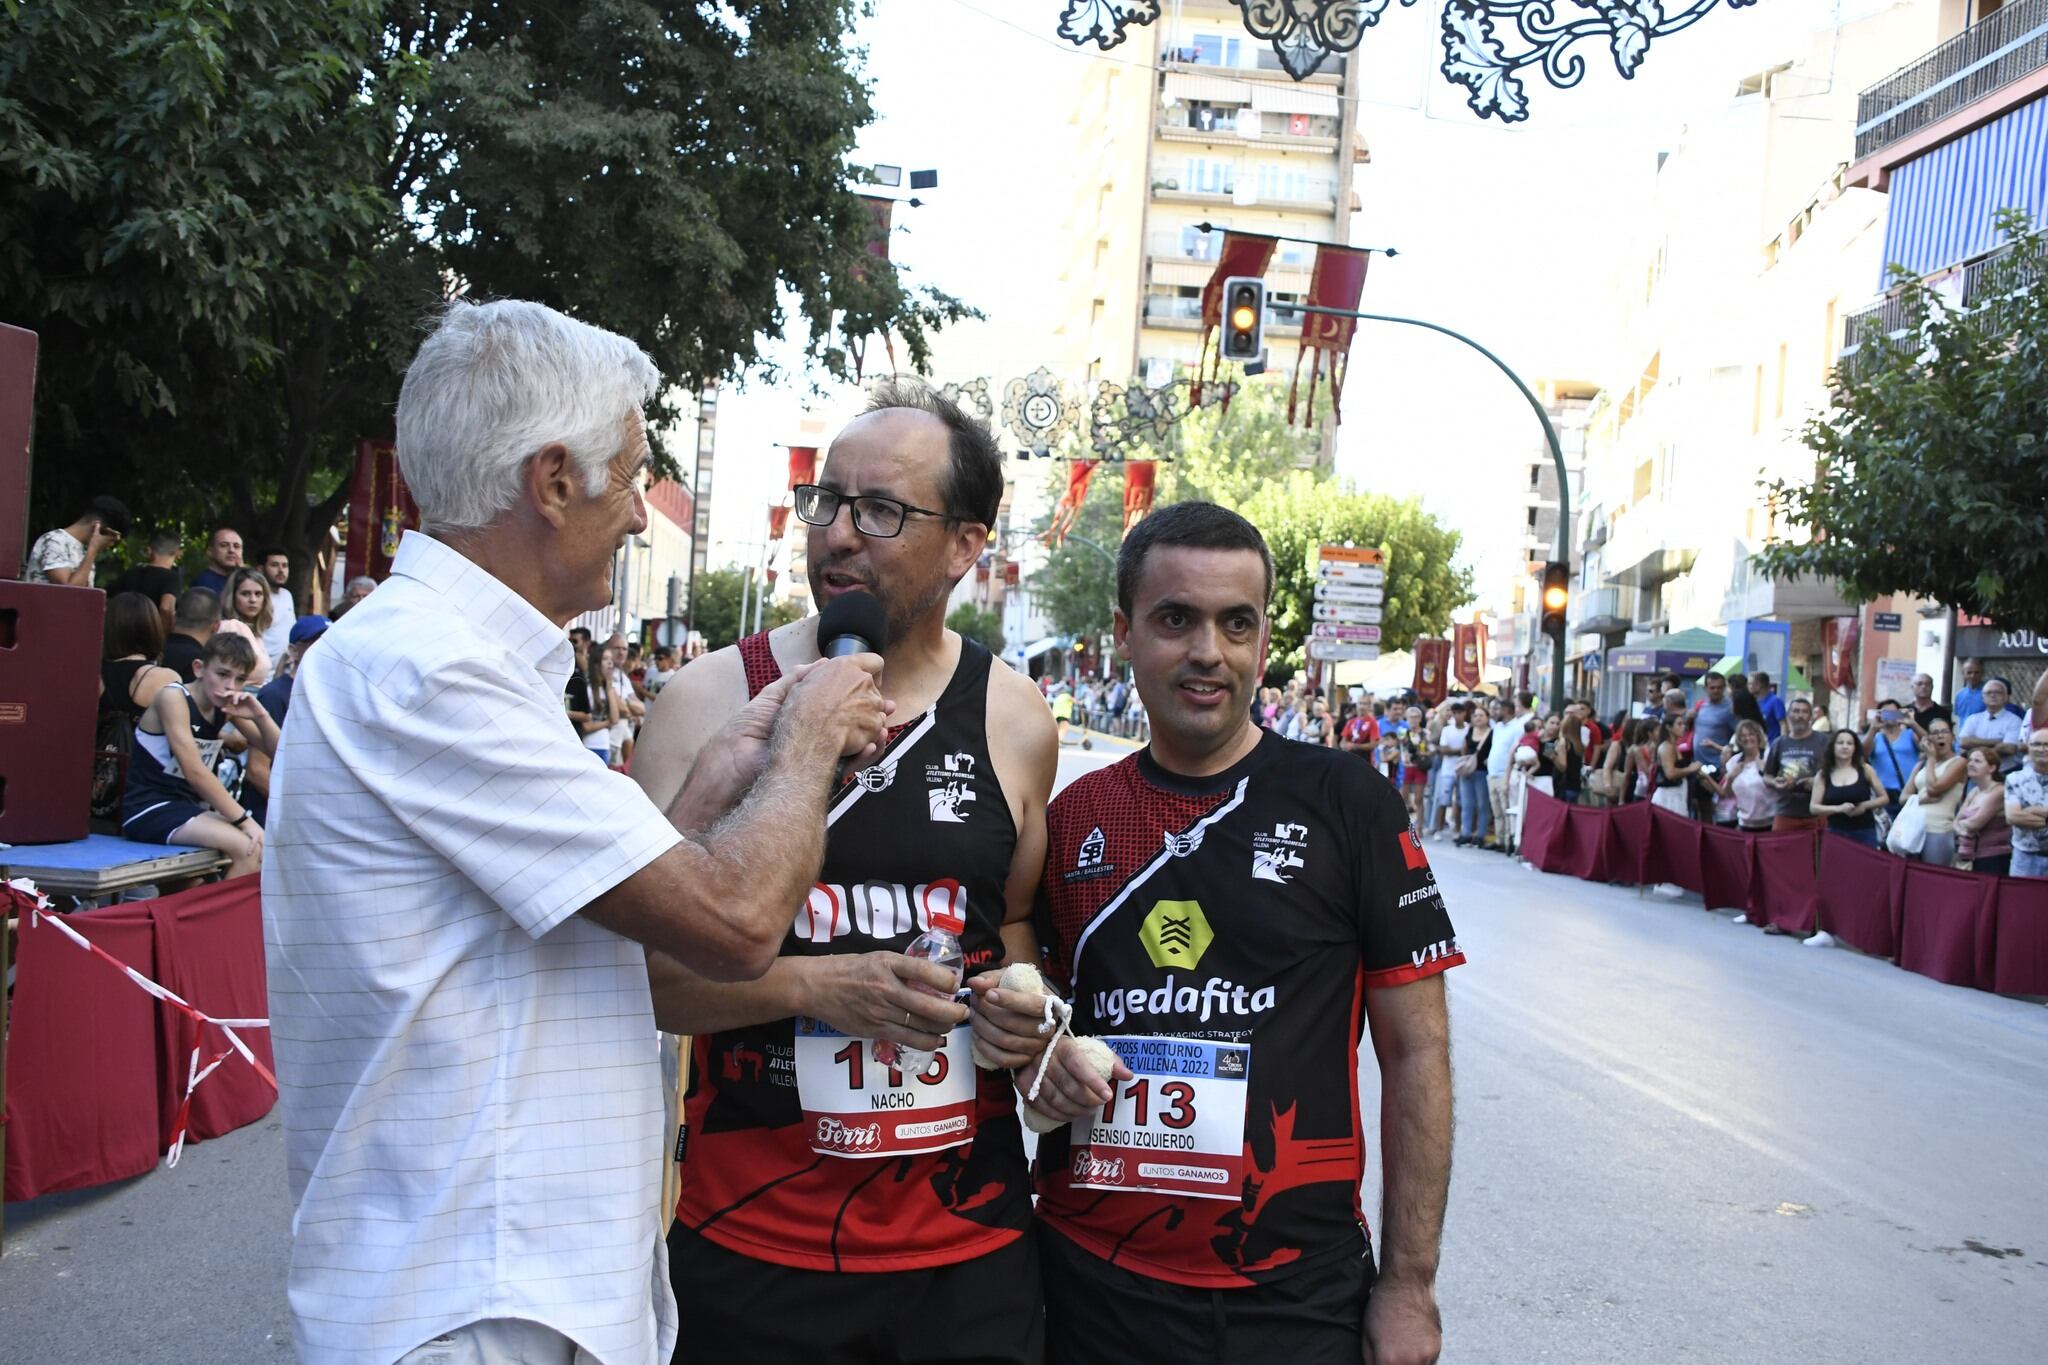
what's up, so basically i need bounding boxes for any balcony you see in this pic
[1148,174,1340,210]
[1853,0,2048,162]
[1838,237,2042,378]
[1155,110,1340,150]
[1570,586,1631,637]
[1163,51,1346,85]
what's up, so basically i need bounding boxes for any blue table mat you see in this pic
[0,833,207,872]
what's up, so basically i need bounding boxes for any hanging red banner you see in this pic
[1044,459,1100,547]
[345,438,418,584]
[1003,561,1020,587]
[1123,461,1157,531]
[1192,232,1276,408]
[1290,246,1371,427]
[787,446,818,492]
[1413,637,1451,706]
[1453,622,1486,692]
[1823,615,1859,692]
[849,198,900,378]
[767,505,791,541]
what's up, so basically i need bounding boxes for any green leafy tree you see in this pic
[1158,379,1318,506]
[1243,473,1474,676]
[946,601,1005,655]
[690,566,804,652]
[1753,215,2048,628]
[4,0,971,603]
[1029,467,1126,639]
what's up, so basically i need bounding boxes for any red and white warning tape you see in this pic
[6,878,276,1166]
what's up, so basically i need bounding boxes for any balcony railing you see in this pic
[1853,0,2048,160]
[1155,111,1342,145]
[1838,237,2042,377]
[1569,586,1627,635]
[1141,295,1303,333]
[1146,231,1316,269]
[1164,50,1347,81]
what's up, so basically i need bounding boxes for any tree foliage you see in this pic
[945,601,1005,655]
[1029,469,1126,639]
[1754,214,2048,628]
[1243,473,1473,676]
[690,567,803,652]
[1159,379,1318,506]
[2,0,971,602]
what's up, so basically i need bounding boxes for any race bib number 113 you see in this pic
[1067,1035,1250,1200]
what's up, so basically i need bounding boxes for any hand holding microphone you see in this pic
[782,591,893,761]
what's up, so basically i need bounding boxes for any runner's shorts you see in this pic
[1039,1225,1376,1365]
[667,1220,1043,1365]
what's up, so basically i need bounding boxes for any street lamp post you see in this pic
[1274,302,1573,717]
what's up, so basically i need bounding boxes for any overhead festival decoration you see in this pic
[1289,244,1371,427]
[1191,231,1275,409]
[1413,636,1451,705]
[786,446,818,492]
[1003,367,1084,457]
[938,377,996,427]
[1453,622,1487,691]
[1044,458,1101,547]
[1052,0,1754,122]
[1123,460,1158,531]
[767,505,791,541]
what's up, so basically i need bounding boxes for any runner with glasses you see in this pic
[633,381,1067,1363]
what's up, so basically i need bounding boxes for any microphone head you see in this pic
[818,589,889,656]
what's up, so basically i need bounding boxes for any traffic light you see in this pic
[1220,276,1265,361]
[1539,561,1570,640]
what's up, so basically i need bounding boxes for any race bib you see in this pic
[1067,1035,1250,1200]
[794,1017,977,1159]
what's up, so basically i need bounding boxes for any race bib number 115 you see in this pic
[1067,1035,1250,1200]
[794,1017,977,1159]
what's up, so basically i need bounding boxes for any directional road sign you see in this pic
[1313,601,1384,625]
[1308,640,1380,662]
[1316,560,1385,586]
[1313,581,1384,605]
[1312,623,1382,644]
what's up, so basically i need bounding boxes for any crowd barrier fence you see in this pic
[3,875,273,1202]
[1516,790,2048,997]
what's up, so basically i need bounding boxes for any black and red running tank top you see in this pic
[674,631,1031,1271]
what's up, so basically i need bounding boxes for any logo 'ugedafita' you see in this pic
[1140,899,1214,971]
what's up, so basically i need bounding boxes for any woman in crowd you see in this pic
[1548,708,1583,806]
[580,644,622,767]
[1304,698,1333,747]
[1809,727,1889,847]
[1594,712,1633,804]
[1399,704,1433,825]
[1650,717,1697,818]
[1453,703,1494,847]
[100,591,175,729]
[1721,720,1775,834]
[1953,747,2011,875]
[221,567,276,686]
[1900,719,1967,866]
[1863,699,1920,815]
[1522,714,1562,799]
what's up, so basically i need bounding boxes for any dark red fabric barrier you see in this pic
[1519,790,1571,874]
[1699,824,1755,912]
[148,877,274,1145]
[3,876,273,1202]
[1645,805,1704,895]
[1991,876,2048,996]
[1750,832,1820,935]
[1898,863,1997,989]
[1817,835,1906,960]
[1516,790,2048,998]
[4,902,163,1201]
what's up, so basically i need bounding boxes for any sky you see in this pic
[699,0,1861,599]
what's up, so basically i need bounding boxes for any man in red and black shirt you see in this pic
[634,384,1058,1363]
[1028,503,1463,1365]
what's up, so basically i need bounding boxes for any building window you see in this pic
[1751,364,1764,435]
[1774,342,1788,419]
[1529,465,1541,491]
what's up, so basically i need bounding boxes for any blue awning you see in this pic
[1880,94,2048,285]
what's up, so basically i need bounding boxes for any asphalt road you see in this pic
[6,739,2043,1362]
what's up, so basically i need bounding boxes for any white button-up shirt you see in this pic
[263,531,683,1365]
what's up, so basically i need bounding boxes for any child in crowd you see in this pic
[121,631,278,878]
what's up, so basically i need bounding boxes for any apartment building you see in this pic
[1489,381,1597,700]
[1572,1,1948,719]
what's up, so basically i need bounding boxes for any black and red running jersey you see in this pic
[674,632,1032,1272]
[1034,730,1463,1288]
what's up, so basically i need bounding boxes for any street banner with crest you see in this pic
[1123,460,1157,530]
[1413,636,1451,705]
[1453,622,1486,691]
[345,438,417,583]
[1290,245,1370,427]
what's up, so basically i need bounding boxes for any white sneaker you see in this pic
[1732,914,1749,925]
[1804,930,1837,949]
[1652,883,1686,898]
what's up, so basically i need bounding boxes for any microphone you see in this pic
[818,590,889,660]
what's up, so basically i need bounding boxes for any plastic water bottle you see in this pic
[874,905,965,1077]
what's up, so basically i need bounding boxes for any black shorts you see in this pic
[668,1219,1043,1365]
[1039,1225,1375,1365]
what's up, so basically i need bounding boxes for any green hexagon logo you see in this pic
[1140,899,1214,971]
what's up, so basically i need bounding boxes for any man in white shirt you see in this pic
[263,300,890,1365]
[1485,695,1518,849]
[23,494,128,586]
[257,546,297,659]
[1430,700,1471,837]
[1958,677,2026,775]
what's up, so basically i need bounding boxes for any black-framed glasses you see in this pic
[792,483,962,539]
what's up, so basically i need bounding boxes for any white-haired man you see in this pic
[264,300,890,1365]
